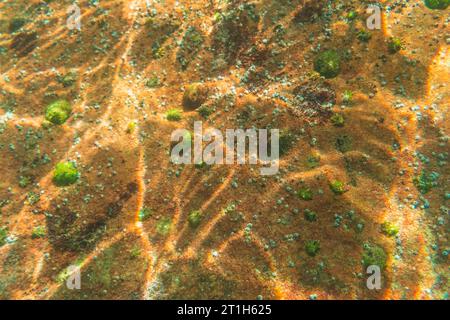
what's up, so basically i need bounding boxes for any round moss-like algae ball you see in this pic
[314,50,341,79]
[45,100,72,125]
[53,162,79,186]
[166,109,183,121]
[424,0,449,9]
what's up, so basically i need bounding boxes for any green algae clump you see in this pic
[335,135,352,153]
[424,0,449,9]
[53,162,79,186]
[188,210,203,228]
[19,175,31,188]
[413,171,439,194]
[305,240,320,257]
[156,218,172,236]
[362,242,387,269]
[58,71,77,87]
[9,18,28,33]
[146,75,160,88]
[356,30,372,42]
[381,222,399,237]
[297,188,313,201]
[347,11,358,21]
[329,180,347,195]
[45,100,72,125]
[304,209,317,222]
[331,113,345,127]
[279,131,296,156]
[314,50,341,79]
[307,152,321,168]
[0,227,7,247]
[342,90,353,105]
[387,37,403,54]
[197,105,214,119]
[138,208,153,222]
[177,26,204,70]
[166,109,182,121]
[126,121,137,134]
[31,226,46,239]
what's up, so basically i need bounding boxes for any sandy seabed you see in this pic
[0,0,448,300]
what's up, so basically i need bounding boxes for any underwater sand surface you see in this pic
[0,0,448,299]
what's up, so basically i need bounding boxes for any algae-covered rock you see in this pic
[182,83,209,110]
